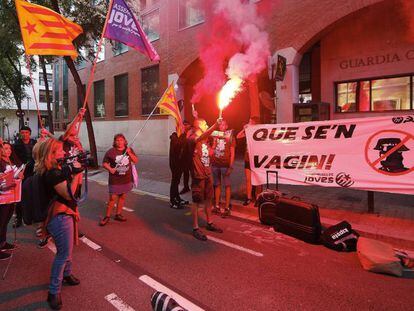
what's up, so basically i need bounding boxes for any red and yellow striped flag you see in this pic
[15,0,83,58]
[158,83,184,135]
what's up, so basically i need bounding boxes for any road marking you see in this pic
[131,188,170,201]
[105,293,135,311]
[47,242,56,254]
[122,207,134,212]
[139,275,204,311]
[206,235,264,257]
[80,236,102,251]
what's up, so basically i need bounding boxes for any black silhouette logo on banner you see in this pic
[373,138,410,173]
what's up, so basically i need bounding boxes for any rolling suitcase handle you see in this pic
[266,170,279,191]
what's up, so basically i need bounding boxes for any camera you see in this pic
[58,151,92,176]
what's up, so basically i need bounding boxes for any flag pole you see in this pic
[80,0,114,111]
[24,54,45,131]
[127,82,175,150]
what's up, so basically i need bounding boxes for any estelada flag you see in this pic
[15,0,83,58]
[158,83,184,135]
[103,0,160,61]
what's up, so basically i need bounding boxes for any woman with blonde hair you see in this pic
[35,138,82,310]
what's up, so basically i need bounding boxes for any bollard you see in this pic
[151,291,185,311]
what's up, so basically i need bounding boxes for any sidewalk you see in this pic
[93,152,414,249]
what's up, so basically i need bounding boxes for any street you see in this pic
[1,181,413,311]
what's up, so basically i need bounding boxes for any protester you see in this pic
[188,118,223,241]
[12,126,36,228]
[34,138,82,310]
[168,129,189,209]
[0,142,23,260]
[211,119,236,217]
[179,121,193,195]
[237,117,260,206]
[100,134,138,226]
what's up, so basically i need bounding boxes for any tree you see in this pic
[50,0,108,167]
[0,0,33,126]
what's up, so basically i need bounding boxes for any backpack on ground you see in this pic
[321,221,359,252]
[21,174,54,224]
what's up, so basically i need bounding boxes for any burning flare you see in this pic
[218,77,243,116]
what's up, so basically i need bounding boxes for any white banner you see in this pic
[246,115,414,194]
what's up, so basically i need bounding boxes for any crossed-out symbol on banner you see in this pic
[364,130,414,176]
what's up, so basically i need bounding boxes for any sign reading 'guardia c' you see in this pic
[339,50,414,69]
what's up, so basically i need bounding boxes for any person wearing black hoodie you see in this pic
[12,126,36,228]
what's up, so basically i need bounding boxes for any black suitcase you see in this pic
[256,171,281,225]
[273,196,321,244]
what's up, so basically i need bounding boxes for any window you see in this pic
[62,63,69,119]
[53,62,59,119]
[112,42,128,56]
[139,0,159,11]
[39,89,52,103]
[94,39,105,62]
[77,84,86,110]
[299,52,311,98]
[179,0,205,29]
[114,74,128,116]
[39,73,53,86]
[142,9,160,42]
[141,65,160,115]
[75,48,88,70]
[94,80,105,118]
[336,74,413,112]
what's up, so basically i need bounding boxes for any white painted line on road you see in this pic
[206,235,264,257]
[122,207,134,212]
[139,275,205,311]
[80,236,102,251]
[131,188,170,201]
[105,293,135,311]
[47,242,56,254]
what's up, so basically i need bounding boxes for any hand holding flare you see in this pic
[218,77,243,118]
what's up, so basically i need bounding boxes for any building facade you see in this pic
[60,0,414,155]
[0,57,52,141]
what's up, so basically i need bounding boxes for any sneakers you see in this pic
[179,198,189,205]
[37,236,51,249]
[13,219,23,228]
[114,214,127,222]
[192,229,207,241]
[206,223,223,233]
[63,274,80,286]
[1,242,17,251]
[99,216,110,226]
[212,205,220,215]
[221,208,231,218]
[242,198,253,206]
[47,292,62,310]
[0,252,11,261]
[179,187,191,195]
[170,202,183,209]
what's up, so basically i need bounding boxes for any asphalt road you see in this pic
[1,181,413,311]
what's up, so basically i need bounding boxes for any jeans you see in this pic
[47,214,73,294]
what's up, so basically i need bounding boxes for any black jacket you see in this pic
[13,138,37,179]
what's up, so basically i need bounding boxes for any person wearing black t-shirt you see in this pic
[35,138,82,310]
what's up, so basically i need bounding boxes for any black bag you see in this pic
[273,196,321,244]
[22,174,54,224]
[256,171,281,225]
[321,221,359,251]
